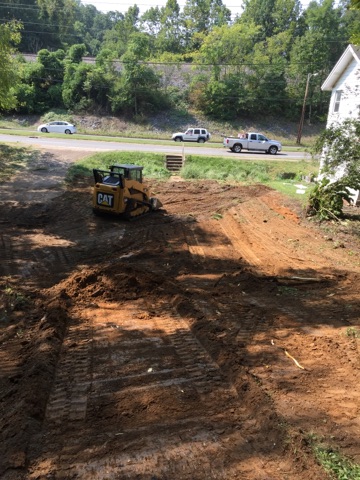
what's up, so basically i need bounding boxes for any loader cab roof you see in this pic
[110,164,144,172]
[109,164,144,182]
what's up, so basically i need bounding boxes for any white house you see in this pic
[321,44,360,205]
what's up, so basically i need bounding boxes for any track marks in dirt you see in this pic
[179,206,360,466]
[28,299,274,479]
[222,199,312,277]
[44,320,91,424]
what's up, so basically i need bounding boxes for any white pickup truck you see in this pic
[223,132,282,155]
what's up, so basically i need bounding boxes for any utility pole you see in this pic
[296,72,318,145]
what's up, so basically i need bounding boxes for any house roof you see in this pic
[321,44,360,91]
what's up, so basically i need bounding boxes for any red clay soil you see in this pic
[1,149,360,480]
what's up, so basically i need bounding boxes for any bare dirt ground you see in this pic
[1,148,360,480]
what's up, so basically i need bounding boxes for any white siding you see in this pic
[327,58,360,127]
[322,57,360,205]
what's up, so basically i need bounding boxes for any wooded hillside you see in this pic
[1,0,359,121]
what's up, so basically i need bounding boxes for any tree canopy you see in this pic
[0,21,22,110]
[0,0,358,119]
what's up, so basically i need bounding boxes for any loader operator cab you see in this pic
[93,164,144,187]
[109,164,143,183]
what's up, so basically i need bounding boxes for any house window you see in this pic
[333,90,342,113]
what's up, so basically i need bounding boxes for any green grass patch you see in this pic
[65,151,319,200]
[65,151,172,183]
[181,155,318,185]
[268,180,316,200]
[0,144,319,207]
[308,435,360,480]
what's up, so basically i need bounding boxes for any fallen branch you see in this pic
[284,349,305,370]
[271,339,306,370]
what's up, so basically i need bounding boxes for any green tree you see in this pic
[37,49,66,82]
[110,37,165,115]
[272,0,302,34]
[62,62,94,110]
[345,0,360,44]
[105,6,140,57]
[304,0,346,61]
[95,48,117,71]
[15,50,65,113]
[62,44,91,110]
[141,6,162,36]
[286,0,346,120]
[125,32,152,60]
[13,60,45,113]
[239,0,275,38]
[156,0,184,54]
[25,49,66,110]
[37,0,79,48]
[0,0,113,53]
[190,74,249,119]
[209,0,232,28]
[183,0,231,51]
[67,43,87,63]
[61,46,113,112]
[0,0,44,52]
[239,0,301,40]
[194,25,289,116]
[73,4,115,55]
[0,21,22,110]
[244,32,290,116]
[196,22,260,80]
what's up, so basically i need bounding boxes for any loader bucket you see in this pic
[150,197,163,210]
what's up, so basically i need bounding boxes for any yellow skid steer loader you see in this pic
[92,164,162,219]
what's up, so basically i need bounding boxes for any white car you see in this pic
[172,128,211,143]
[37,121,77,134]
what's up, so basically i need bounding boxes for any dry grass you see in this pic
[0,111,325,147]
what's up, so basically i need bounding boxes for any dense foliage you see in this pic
[1,0,359,119]
[0,21,21,110]
[315,119,360,188]
[307,119,360,219]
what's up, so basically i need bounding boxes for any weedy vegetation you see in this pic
[307,434,360,480]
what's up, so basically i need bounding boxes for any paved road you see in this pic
[0,133,311,161]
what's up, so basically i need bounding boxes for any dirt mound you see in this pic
[50,264,170,304]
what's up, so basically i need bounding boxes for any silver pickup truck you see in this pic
[223,132,282,155]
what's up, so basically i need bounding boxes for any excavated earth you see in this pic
[1,149,360,480]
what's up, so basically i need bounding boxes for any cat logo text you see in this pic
[97,193,114,207]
